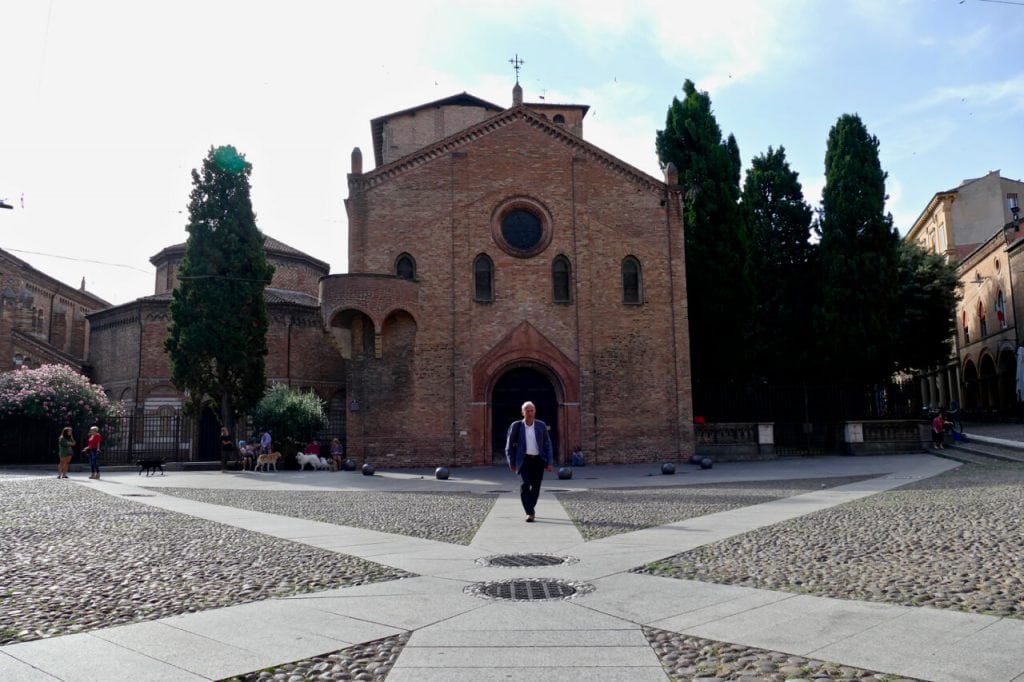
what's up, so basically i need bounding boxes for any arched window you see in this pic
[552,255,571,303]
[553,114,565,126]
[474,254,494,302]
[622,256,643,305]
[963,310,969,344]
[996,290,1007,329]
[395,253,416,280]
[978,301,988,338]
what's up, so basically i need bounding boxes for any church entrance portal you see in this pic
[490,367,558,464]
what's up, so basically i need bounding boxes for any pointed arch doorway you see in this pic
[490,367,559,464]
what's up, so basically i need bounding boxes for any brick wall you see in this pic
[341,112,693,466]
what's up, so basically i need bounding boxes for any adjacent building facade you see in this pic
[0,247,109,373]
[906,170,1024,413]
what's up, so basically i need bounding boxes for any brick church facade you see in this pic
[83,85,695,466]
[330,86,694,466]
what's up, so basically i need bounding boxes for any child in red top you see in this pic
[84,426,103,479]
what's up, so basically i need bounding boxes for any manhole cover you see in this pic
[122,493,156,497]
[465,578,594,602]
[477,553,577,568]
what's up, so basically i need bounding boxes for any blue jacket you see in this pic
[505,419,554,471]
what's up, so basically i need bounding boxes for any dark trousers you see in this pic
[519,455,545,516]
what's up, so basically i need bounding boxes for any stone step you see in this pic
[943,440,1024,464]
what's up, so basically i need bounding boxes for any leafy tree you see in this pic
[248,385,326,459]
[815,114,900,384]
[656,80,748,398]
[164,145,274,466]
[892,240,961,373]
[740,146,814,381]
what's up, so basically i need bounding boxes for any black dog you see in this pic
[137,459,165,476]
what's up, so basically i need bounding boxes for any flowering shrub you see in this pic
[0,364,122,432]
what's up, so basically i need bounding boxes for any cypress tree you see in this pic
[740,146,814,381]
[165,145,274,463]
[656,80,748,408]
[816,114,900,385]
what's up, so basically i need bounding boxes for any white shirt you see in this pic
[524,422,539,455]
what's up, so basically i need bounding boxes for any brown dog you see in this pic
[255,451,282,472]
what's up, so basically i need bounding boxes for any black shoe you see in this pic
[526,515,535,522]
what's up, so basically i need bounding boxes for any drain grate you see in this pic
[478,553,575,568]
[466,578,593,602]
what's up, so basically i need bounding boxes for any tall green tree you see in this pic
[740,146,814,381]
[165,145,274,463]
[656,80,748,402]
[815,114,900,384]
[892,239,961,373]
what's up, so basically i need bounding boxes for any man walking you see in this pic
[505,401,553,522]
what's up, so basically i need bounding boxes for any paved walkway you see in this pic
[2,455,1023,681]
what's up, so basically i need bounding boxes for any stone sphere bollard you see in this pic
[661,462,676,475]
[689,453,703,465]
[435,466,449,480]
[342,458,357,471]
[361,463,375,476]
[700,457,713,470]
[557,466,573,480]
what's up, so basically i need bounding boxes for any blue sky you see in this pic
[1,0,1022,304]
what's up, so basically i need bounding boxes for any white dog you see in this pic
[296,452,329,470]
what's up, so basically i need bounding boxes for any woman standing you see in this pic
[219,427,235,467]
[83,426,103,479]
[57,426,75,479]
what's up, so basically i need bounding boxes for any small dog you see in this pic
[255,451,282,472]
[137,459,165,476]
[296,452,329,470]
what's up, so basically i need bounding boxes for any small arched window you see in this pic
[622,256,643,305]
[552,255,571,303]
[978,301,988,338]
[963,310,970,344]
[474,254,494,302]
[553,114,565,126]
[395,253,415,280]
[996,290,1007,329]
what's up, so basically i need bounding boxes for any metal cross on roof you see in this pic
[509,54,524,83]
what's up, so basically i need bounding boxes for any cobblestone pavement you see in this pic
[153,488,497,545]
[638,462,1024,619]
[557,476,876,540]
[4,463,1010,681]
[0,480,411,646]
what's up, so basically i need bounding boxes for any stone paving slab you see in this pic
[0,652,59,681]
[285,590,485,631]
[157,600,394,665]
[684,592,911,654]
[3,633,207,681]
[91,621,267,680]
[810,608,1024,682]
[585,572,793,625]
[386,666,669,681]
